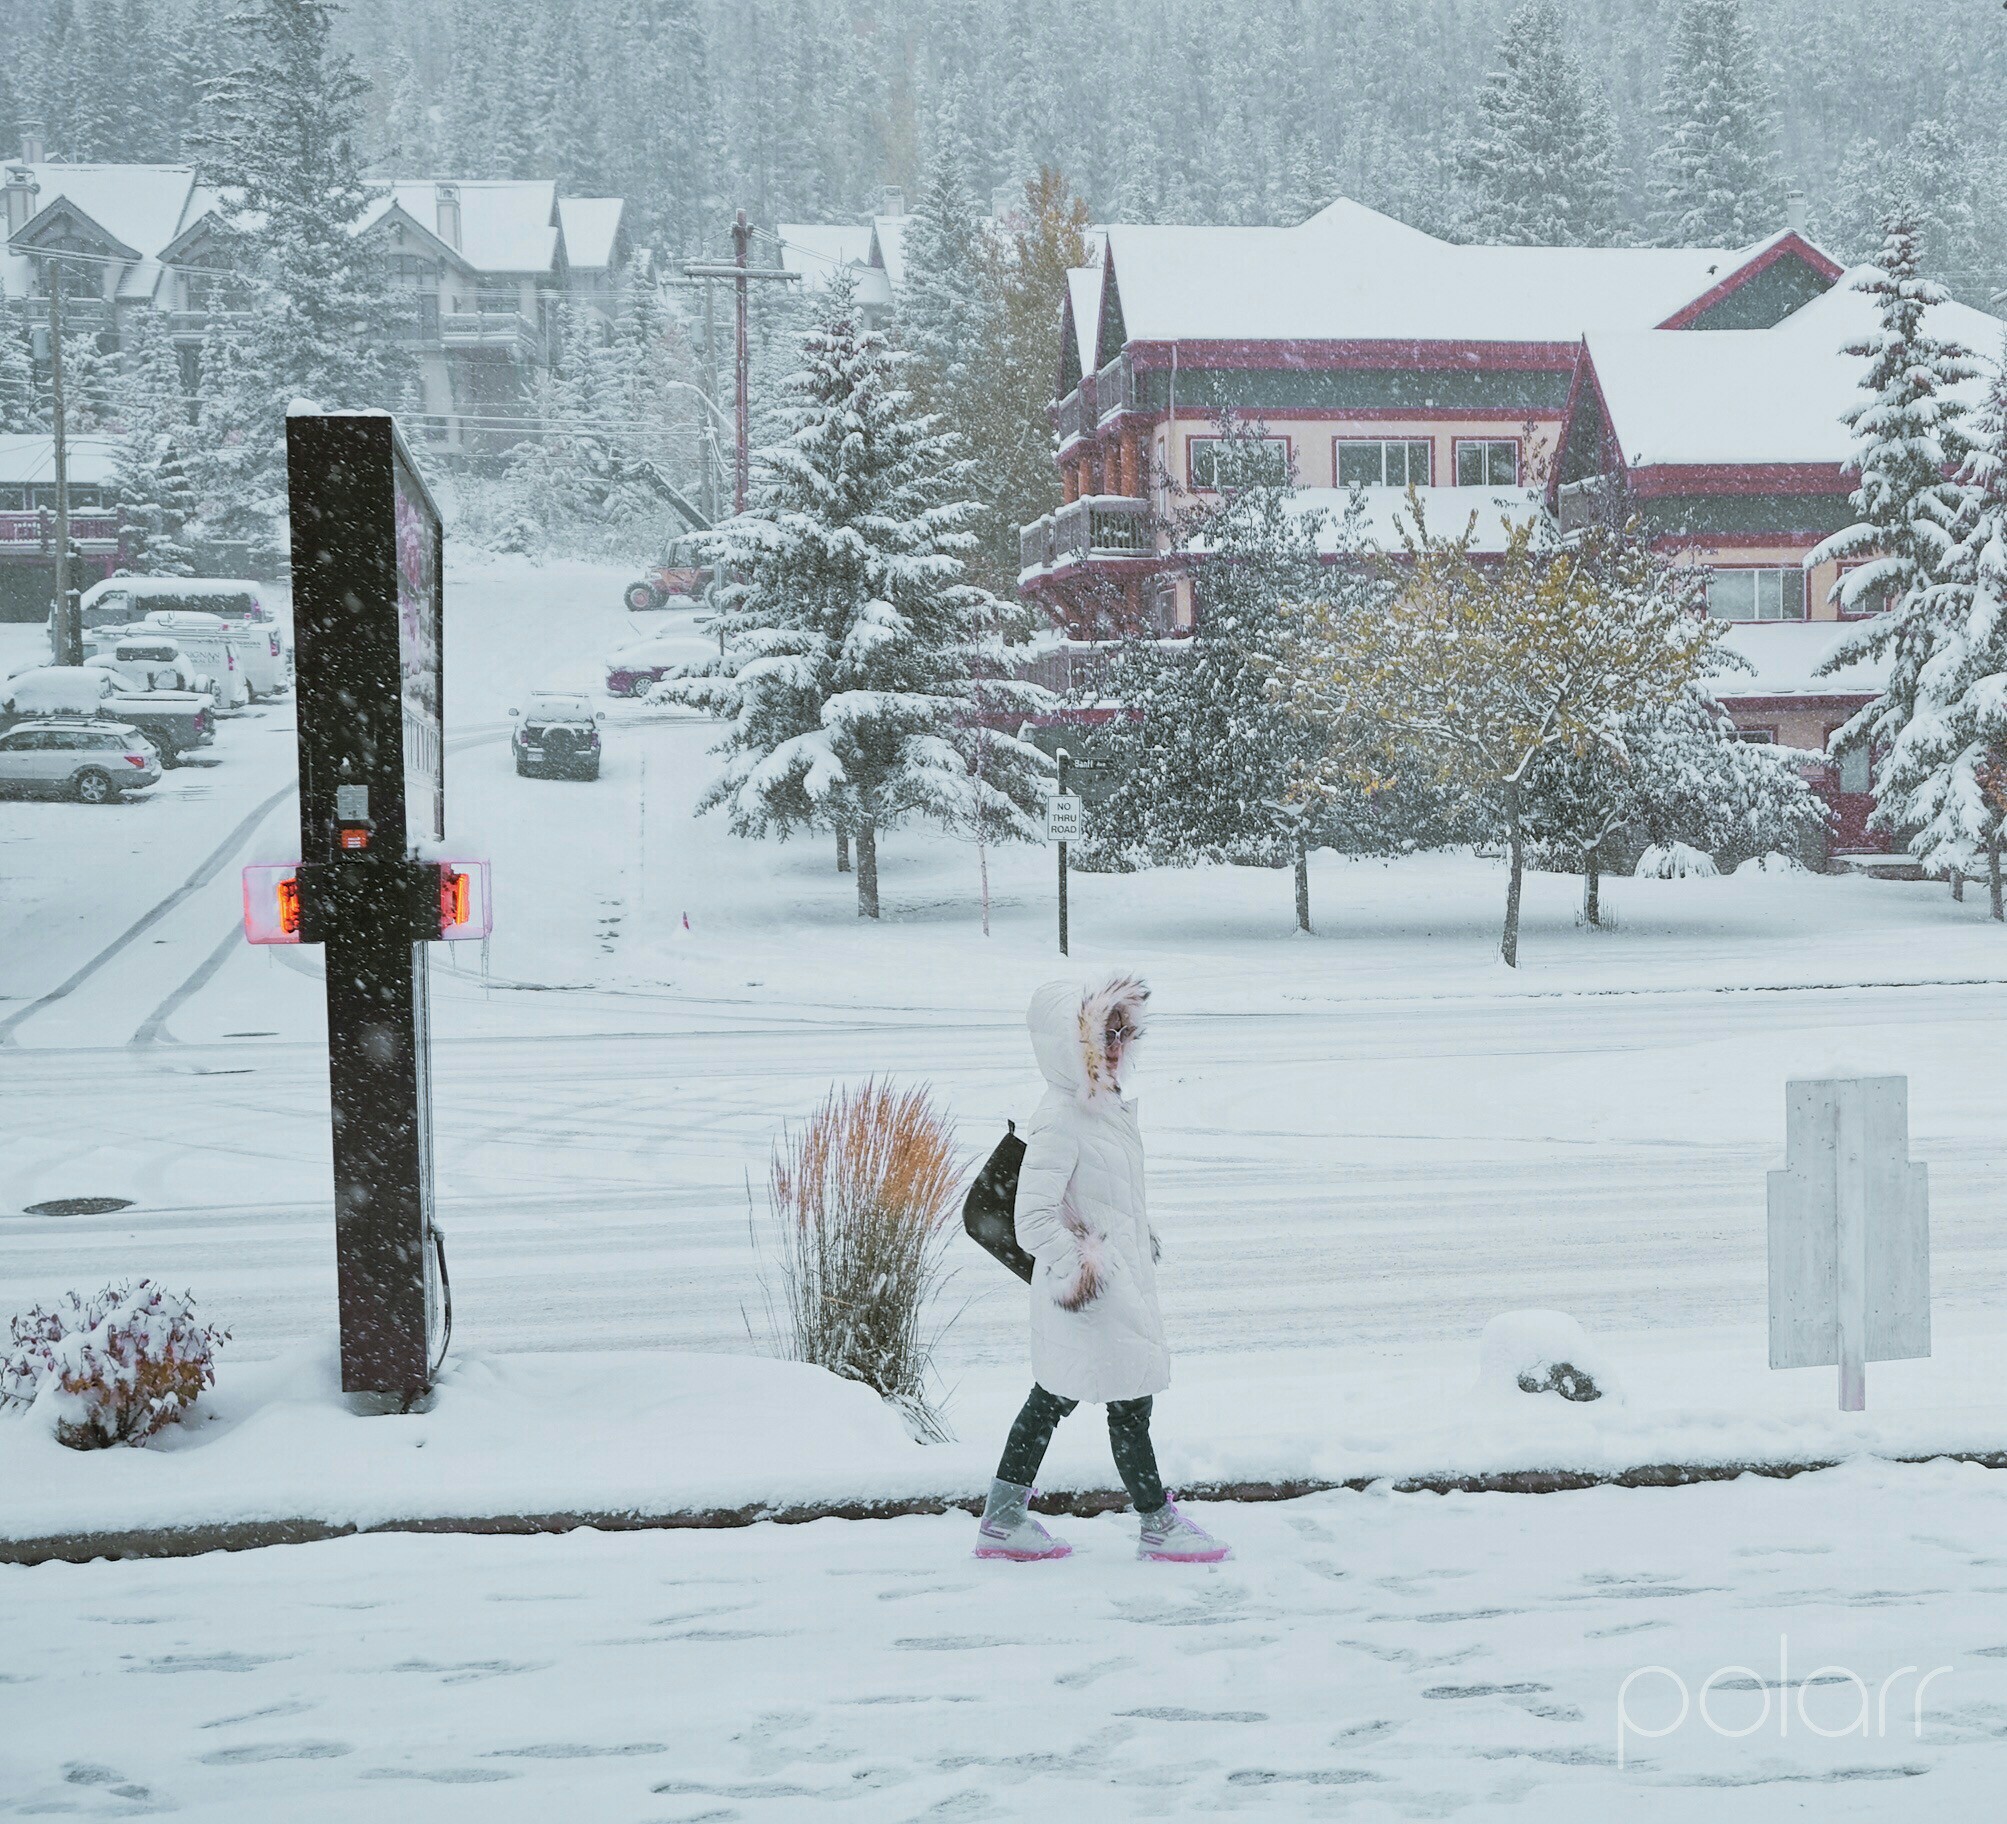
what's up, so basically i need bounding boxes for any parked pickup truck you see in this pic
[0,665,217,764]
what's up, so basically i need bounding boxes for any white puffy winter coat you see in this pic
[1012,975,1170,1404]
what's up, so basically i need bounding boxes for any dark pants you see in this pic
[996,1383,1166,1514]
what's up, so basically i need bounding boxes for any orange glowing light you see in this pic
[441,869,470,929]
[276,876,301,935]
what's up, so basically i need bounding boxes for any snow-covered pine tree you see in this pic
[655,274,1050,918]
[899,136,990,407]
[108,311,194,576]
[196,0,398,520]
[187,320,278,555]
[1813,204,1979,844]
[1650,0,1788,246]
[1458,0,1623,247]
[1093,424,1344,929]
[0,285,36,432]
[1881,332,2007,904]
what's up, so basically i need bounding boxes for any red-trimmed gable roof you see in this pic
[1654,230,1845,331]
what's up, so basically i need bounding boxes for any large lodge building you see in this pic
[1019,198,2003,860]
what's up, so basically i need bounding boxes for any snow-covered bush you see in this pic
[0,1282,228,1449]
[1634,842,1719,880]
[1478,1309,1614,1404]
[754,1083,960,1441]
[1737,850,1807,875]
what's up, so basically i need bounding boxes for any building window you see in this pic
[1836,561,1888,619]
[1836,745,1870,794]
[1707,568,1807,621]
[1731,727,1776,743]
[1335,438,1431,488]
[1187,435,1289,491]
[1454,438,1519,486]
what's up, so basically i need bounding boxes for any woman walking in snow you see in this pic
[975,974,1229,1564]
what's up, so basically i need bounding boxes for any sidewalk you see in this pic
[6,1458,2006,1821]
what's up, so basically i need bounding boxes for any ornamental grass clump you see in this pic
[756,1081,962,1441]
[0,1281,228,1449]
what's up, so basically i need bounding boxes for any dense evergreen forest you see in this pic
[0,0,1999,294]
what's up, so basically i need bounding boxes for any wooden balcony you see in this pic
[1055,387,1086,448]
[442,306,543,359]
[1094,353,1133,424]
[1054,493,1152,562]
[167,308,257,343]
[0,509,121,554]
[1019,495,1154,583]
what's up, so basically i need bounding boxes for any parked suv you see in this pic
[510,691,603,780]
[0,719,161,802]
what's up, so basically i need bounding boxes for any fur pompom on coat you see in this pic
[1012,975,1170,1403]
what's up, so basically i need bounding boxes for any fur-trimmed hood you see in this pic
[1027,975,1151,1107]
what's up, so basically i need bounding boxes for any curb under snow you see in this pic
[11,1450,2007,1568]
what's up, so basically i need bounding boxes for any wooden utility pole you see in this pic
[682,215,798,519]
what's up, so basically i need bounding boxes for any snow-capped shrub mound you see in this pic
[1737,850,1806,875]
[1634,842,1719,880]
[1477,1309,1614,1404]
[1,1282,229,1449]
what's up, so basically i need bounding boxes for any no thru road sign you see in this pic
[1046,791,1083,842]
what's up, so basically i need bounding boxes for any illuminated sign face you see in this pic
[393,446,443,849]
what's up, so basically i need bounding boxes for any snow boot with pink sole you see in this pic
[1138,1497,1231,1563]
[973,1479,1072,1561]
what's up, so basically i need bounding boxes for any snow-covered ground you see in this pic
[9,556,2007,1812]
[9,1459,2007,1820]
[6,563,2007,1433]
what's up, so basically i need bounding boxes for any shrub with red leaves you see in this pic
[0,1281,229,1449]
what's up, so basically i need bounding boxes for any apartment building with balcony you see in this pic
[1,134,630,456]
[1017,196,2007,855]
[1020,198,1844,636]
[1554,277,2003,851]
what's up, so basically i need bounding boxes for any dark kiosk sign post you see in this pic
[257,409,488,1408]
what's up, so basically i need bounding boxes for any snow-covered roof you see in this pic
[775,223,875,291]
[556,197,624,273]
[1710,622,1888,698]
[359,180,560,272]
[1097,199,1830,345]
[0,163,204,304]
[1585,271,2003,469]
[870,215,908,290]
[0,433,117,487]
[1068,266,1104,375]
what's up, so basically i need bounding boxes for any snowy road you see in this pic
[8,1459,2007,1820]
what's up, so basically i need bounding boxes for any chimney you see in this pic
[435,181,461,250]
[4,166,39,238]
[19,120,43,164]
[878,185,905,218]
[1785,187,1808,236]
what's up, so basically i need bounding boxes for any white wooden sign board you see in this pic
[1767,1074,1929,1412]
[1046,791,1083,842]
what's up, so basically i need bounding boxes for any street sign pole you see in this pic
[1056,749,1070,957]
[1767,1074,1930,1412]
[286,411,450,1410]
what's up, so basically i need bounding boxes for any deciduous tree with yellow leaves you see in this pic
[1304,499,1724,966]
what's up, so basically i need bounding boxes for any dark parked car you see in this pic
[510,691,603,780]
